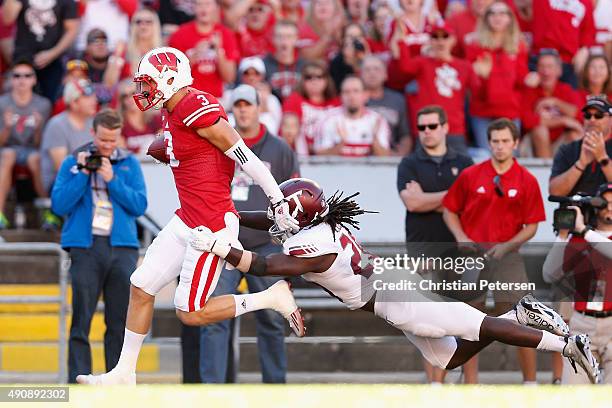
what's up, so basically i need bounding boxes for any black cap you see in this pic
[582,95,612,114]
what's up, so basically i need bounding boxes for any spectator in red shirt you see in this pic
[443,118,546,384]
[578,54,612,103]
[169,0,241,97]
[366,3,393,65]
[464,0,529,151]
[446,0,495,58]
[530,0,597,88]
[386,0,439,91]
[263,20,306,101]
[125,8,163,77]
[521,49,582,158]
[279,112,300,151]
[399,20,480,154]
[232,0,276,58]
[282,61,340,155]
[297,0,345,61]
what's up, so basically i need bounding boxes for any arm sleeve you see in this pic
[225,139,284,203]
[50,158,90,215]
[398,43,422,78]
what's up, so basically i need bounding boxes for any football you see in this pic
[147,135,169,164]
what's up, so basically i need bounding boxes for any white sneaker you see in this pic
[563,334,602,384]
[515,294,569,336]
[268,280,306,337]
[76,370,136,385]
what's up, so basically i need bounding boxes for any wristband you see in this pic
[574,226,592,237]
[574,163,585,172]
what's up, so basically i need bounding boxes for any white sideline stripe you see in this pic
[184,107,221,127]
[183,104,220,123]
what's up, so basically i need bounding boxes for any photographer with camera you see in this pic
[543,183,612,384]
[51,109,147,383]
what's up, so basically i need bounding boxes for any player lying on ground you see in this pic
[77,47,304,385]
[190,178,602,384]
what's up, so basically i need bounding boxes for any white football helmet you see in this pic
[133,47,193,111]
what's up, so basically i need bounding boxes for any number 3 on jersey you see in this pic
[161,111,180,167]
[339,231,373,278]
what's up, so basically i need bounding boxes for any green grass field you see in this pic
[6,385,611,408]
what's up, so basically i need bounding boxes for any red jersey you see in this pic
[563,233,612,312]
[520,81,581,141]
[531,0,596,63]
[464,41,529,119]
[443,159,546,243]
[399,47,480,136]
[162,88,237,231]
[168,22,241,97]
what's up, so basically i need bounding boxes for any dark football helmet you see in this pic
[268,178,330,243]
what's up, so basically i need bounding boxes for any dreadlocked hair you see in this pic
[311,191,376,239]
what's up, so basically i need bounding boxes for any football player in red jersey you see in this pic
[77,47,304,385]
[190,178,602,384]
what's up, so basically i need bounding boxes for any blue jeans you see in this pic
[470,116,521,150]
[199,242,287,383]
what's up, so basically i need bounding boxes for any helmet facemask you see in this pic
[133,74,165,111]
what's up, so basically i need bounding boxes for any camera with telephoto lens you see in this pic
[549,194,607,231]
[77,146,105,172]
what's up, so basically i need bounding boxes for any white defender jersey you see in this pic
[282,223,375,310]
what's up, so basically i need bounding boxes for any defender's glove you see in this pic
[271,199,299,233]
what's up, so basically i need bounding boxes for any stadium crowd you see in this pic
[0,0,610,386]
[0,0,610,228]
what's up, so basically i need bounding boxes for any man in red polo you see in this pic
[443,118,546,384]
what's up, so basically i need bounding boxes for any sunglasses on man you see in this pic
[583,111,606,120]
[417,123,441,131]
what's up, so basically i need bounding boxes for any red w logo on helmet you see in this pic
[148,52,179,73]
